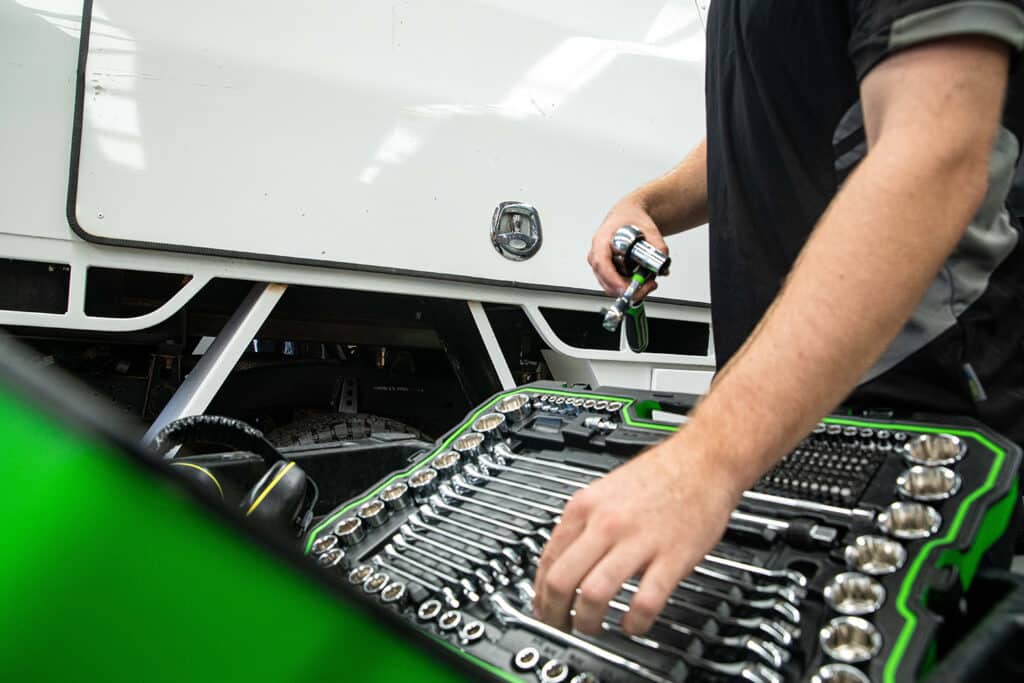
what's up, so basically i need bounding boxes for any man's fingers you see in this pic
[533,495,590,616]
[590,254,628,295]
[636,280,659,300]
[536,526,613,631]
[572,544,651,635]
[621,556,687,635]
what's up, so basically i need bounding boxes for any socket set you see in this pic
[303,382,1020,682]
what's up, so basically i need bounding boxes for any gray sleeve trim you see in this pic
[890,1,1024,53]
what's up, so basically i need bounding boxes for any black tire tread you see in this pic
[266,410,429,447]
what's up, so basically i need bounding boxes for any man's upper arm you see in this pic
[847,2,1022,179]
[847,0,1024,82]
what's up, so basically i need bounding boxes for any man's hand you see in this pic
[588,200,668,298]
[587,138,709,298]
[532,435,742,635]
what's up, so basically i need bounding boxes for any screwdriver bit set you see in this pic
[302,382,1020,683]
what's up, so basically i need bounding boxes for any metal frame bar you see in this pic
[467,301,515,390]
[142,282,287,447]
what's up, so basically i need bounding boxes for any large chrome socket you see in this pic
[844,535,907,576]
[824,572,886,616]
[897,465,961,502]
[453,432,485,460]
[381,481,412,510]
[408,467,439,502]
[317,547,349,572]
[903,433,966,467]
[311,533,338,555]
[472,412,508,445]
[811,663,870,683]
[495,393,533,424]
[819,616,882,663]
[357,499,389,528]
[432,450,462,479]
[877,501,942,540]
[333,516,366,547]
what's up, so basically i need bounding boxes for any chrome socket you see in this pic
[316,547,348,572]
[540,659,570,683]
[438,610,463,632]
[381,481,412,510]
[333,516,366,547]
[380,581,407,606]
[347,564,374,585]
[569,675,599,683]
[362,571,390,595]
[877,501,942,540]
[357,499,389,528]
[495,393,533,423]
[897,465,961,502]
[459,620,486,644]
[811,663,870,683]
[311,534,338,555]
[513,646,541,671]
[409,467,439,502]
[819,616,882,664]
[432,450,462,479]
[903,434,966,466]
[417,598,443,622]
[453,432,485,460]
[473,412,508,445]
[824,572,886,616]
[845,535,907,576]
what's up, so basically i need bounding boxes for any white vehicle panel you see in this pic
[71,0,710,302]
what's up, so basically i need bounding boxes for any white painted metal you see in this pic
[467,301,516,390]
[651,367,714,395]
[0,0,715,394]
[143,282,287,446]
[70,0,710,302]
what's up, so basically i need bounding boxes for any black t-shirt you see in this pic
[705,0,1024,441]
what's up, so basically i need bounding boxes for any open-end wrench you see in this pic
[439,482,552,526]
[615,585,796,647]
[399,524,511,585]
[392,534,497,593]
[383,543,480,603]
[370,556,463,609]
[408,511,526,568]
[702,554,808,588]
[451,475,564,516]
[605,598,787,668]
[692,564,805,606]
[371,556,441,592]
[478,454,589,489]
[428,494,551,541]
[657,578,801,624]
[419,507,545,559]
[598,621,783,683]
[463,464,573,502]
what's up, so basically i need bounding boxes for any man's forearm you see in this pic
[679,127,994,490]
[628,138,708,235]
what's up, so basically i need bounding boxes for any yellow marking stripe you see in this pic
[246,461,295,516]
[171,462,224,499]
